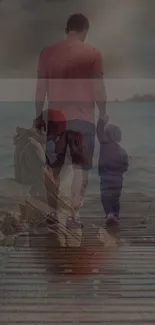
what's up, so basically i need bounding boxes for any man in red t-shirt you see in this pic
[34,13,108,232]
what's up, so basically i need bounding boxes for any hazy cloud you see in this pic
[0,0,155,77]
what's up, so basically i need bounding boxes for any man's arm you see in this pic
[35,49,47,131]
[93,50,108,142]
[93,50,107,121]
[95,77,108,142]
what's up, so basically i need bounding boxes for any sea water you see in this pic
[0,102,154,198]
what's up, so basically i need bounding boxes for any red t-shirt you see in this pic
[36,40,104,123]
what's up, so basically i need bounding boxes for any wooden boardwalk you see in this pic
[1,220,155,324]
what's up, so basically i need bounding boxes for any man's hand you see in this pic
[35,49,47,129]
[96,114,109,143]
[100,113,109,126]
[34,114,46,133]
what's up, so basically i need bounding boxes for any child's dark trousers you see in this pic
[100,175,123,218]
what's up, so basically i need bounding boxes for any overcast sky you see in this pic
[0,0,155,80]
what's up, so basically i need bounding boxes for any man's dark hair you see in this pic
[66,13,89,33]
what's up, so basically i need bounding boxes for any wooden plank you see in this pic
[1,303,155,313]
[1,297,155,306]
[1,240,155,324]
[0,311,144,322]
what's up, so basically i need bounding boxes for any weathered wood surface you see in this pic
[1,194,155,323]
[1,127,155,322]
[1,242,155,324]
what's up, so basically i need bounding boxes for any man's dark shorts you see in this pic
[46,119,95,171]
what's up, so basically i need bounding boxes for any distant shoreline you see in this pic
[111,94,155,103]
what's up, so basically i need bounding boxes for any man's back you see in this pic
[37,40,103,123]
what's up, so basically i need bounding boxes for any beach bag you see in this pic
[14,127,45,186]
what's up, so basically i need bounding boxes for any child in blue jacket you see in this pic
[97,123,128,229]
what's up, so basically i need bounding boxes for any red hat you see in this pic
[48,109,66,132]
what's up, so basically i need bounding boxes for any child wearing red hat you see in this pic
[47,109,66,138]
[45,109,66,166]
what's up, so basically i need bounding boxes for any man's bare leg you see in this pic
[45,166,61,212]
[71,167,88,217]
[45,131,67,211]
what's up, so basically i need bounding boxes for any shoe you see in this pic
[65,216,83,247]
[46,211,58,232]
[98,227,117,246]
[66,216,83,229]
[106,213,120,230]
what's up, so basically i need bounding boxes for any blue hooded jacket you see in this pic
[98,125,128,182]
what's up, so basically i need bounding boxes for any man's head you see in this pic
[65,13,89,42]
